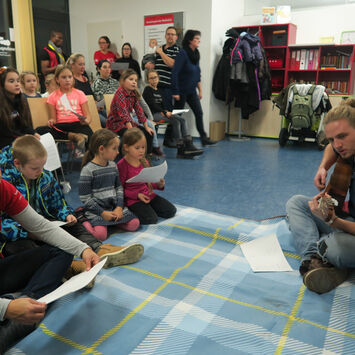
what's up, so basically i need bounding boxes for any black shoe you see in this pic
[0,320,36,353]
[303,267,349,294]
[163,138,177,148]
[183,136,203,156]
[176,140,198,159]
[201,137,217,146]
[152,146,165,157]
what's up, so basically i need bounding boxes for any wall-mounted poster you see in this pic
[144,12,183,53]
[0,0,16,67]
[341,30,355,44]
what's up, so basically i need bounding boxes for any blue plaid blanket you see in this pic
[9,206,355,354]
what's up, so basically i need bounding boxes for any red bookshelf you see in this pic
[233,23,297,92]
[233,23,355,95]
[286,44,355,95]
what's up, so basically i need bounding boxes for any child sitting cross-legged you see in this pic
[118,128,176,224]
[79,129,140,241]
[0,135,144,275]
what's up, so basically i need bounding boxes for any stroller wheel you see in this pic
[279,128,289,147]
[316,132,328,151]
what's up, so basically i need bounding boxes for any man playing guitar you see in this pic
[286,98,355,294]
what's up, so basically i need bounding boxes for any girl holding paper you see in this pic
[79,128,140,240]
[36,64,93,151]
[117,128,176,224]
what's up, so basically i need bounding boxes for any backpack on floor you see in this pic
[289,85,315,129]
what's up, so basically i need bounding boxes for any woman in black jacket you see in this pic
[112,42,141,81]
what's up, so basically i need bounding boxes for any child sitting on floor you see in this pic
[117,128,176,224]
[0,135,143,270]
[79,128,140,241]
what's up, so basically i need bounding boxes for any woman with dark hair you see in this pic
[0,67,39,150]
[91,59,119,127]
[94,36,119,66]
[171,30,216,146]
[112,42,141,81]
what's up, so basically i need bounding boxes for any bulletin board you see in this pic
[143,12,183,52]
[340,30,355,44]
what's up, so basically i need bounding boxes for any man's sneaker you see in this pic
[65,260,95,288]
[97,243,144,269]
[303,267,349,294]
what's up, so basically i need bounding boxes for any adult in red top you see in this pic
[0,174,98,352]
[93,36,118,66]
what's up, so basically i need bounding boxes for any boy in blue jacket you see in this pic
[0,136,144,271]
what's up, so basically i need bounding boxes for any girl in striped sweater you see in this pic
[79,128,139,241]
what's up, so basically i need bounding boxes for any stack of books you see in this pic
[289,49,319,70]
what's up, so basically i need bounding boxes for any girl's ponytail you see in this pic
[81,128,118,167]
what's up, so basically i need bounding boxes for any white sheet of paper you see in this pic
[40,133,62,171]
[126,160,168,183]
[240,234,293,272]
[38,258,107,304]
[60,94,86,120]
[172,109,189,115]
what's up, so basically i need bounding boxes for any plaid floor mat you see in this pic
[8,206,355,354]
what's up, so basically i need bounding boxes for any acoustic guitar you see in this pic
[319,156,352,219]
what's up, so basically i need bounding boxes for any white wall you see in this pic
[237,3,355,45]
[209,0,245,130]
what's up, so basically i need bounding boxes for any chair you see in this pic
[104,94,114,116]
[87,95,102,133]
[28,95,102,171]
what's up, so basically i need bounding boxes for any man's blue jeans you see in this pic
[286,195,355,269]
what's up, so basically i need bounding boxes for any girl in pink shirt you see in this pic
[35,65,93,151]
[117,128,176,224]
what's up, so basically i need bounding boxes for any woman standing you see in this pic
[67,53,94,96]
[171,30,216,146]
[93,36,118,66]
[112,42,141,81]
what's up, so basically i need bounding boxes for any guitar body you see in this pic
[325,157,352,215]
